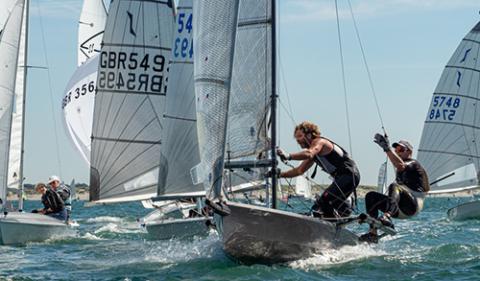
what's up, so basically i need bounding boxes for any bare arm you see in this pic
[280,159,315,178]
[386,149,407,171]
[289,138,329,161]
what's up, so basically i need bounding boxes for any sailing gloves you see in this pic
[374,133,390,152]
[276,147,291,162]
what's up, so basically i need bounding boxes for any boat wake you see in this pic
[85,216,124,223]
[94,222,145,234]
[289,244,387,269]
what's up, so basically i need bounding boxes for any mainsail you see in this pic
[7,0,27,191]
[157,0,204,198]
[78,0,107,66]
[192,0,240,197]
[90,0,174,202]
[418,21,480,193]
[0,0,26,203]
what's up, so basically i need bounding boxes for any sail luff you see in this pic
[193,0,240,198]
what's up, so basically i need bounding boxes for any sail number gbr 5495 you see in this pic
[428,95,461,121]
[98,50,168,95]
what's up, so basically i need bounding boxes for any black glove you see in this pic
[374,133,390,152]
[276,148,291,163]
[265,168,281,178]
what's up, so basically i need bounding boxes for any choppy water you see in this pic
[1,197,479,281]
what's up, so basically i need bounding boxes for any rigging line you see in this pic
[347,0,386,134]
[278,99,297,126]
[334,0,353,156]
[35,0,63,178]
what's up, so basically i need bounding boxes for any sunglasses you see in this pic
[395,146,407,153]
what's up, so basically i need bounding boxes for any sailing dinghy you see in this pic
[0,0,69,245]
[192,0,372,264]
[418,21,480,220]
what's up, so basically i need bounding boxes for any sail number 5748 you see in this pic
[429,96,460,121]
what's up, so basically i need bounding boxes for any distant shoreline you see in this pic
[6,186,477,202]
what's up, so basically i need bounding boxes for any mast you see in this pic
[18,0,29,211]
[270,0,277,209]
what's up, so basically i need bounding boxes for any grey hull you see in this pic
[447,200,480,220]
[145,217,211,240]
[0,212,68,245]
[220,202,359,264]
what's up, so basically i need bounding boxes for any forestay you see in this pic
[192,0,240,198]
[418,21,480,193]
[90,0,174,202]
[157,0,204,197]
[78,0,107,66]
[0,0,26,202]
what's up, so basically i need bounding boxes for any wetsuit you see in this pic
[365,159,429,219]
[41,189,67,221]
[312,138,360,218]
[52,183,71,219]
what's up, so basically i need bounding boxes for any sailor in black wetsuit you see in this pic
[276,121,360,219]
[360,134,430,243]
[33,183,67,221]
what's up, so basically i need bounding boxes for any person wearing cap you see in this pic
[32,183,67,221]
[48,175,72,220]
[275,121,360,219]
[360,133,430,243]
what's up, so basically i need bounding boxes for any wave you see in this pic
[94,222,144,234]
[85,216,123,223]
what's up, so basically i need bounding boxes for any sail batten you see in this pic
[418,20,480,193]
[90,0,174,202]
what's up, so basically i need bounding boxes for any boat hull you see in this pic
[145,217,211,240]
[447,200,480,220]
[219,202,359,264]
[0,212,68,245]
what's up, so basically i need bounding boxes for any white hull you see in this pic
[447,200,480,220]
[218,202,359,264]
[144,217,210,240]
[0,212,68,245]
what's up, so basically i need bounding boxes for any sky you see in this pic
[24,0,480,186]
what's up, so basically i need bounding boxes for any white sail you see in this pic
[61,55,99,164]
[192,0,240,197]
[90,0,174,202]
[7,0,27,191]
[295,175,312,199]
[78,0,107,66]
[0,0,26,202]
[227,0,271,161]
[157,0,203,197]
[377,161,388,194]
[418,21,480,193]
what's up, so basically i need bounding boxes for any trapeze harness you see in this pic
[311,137,360,216]
[392,159,429,218]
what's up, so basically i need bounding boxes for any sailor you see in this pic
[33,183,67,221]
[48,175,72,220]
[276,121,360,219]
[360,134,430,243]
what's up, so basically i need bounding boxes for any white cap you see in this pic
[48,175,60,184]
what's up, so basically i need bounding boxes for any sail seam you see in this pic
[163,114,196,122]
[92,136,161,145]
[102,42,171,51]
[238,18,271,28]
[418,149,480,159]
[424,120,480,130]
[96,89,166,96]
[432,92,480,101]
[445,65,480,73]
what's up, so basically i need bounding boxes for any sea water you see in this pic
[0,197,479,281]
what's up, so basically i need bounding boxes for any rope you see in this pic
[347,0,387,135]
[35,1,63,178]
[334,0,354,156]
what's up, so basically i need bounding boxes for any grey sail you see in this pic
[90,0,174,203]
[157,0,203,197]
[0,0,25,203]
[418,21,480,193]
[192,0,240,198]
